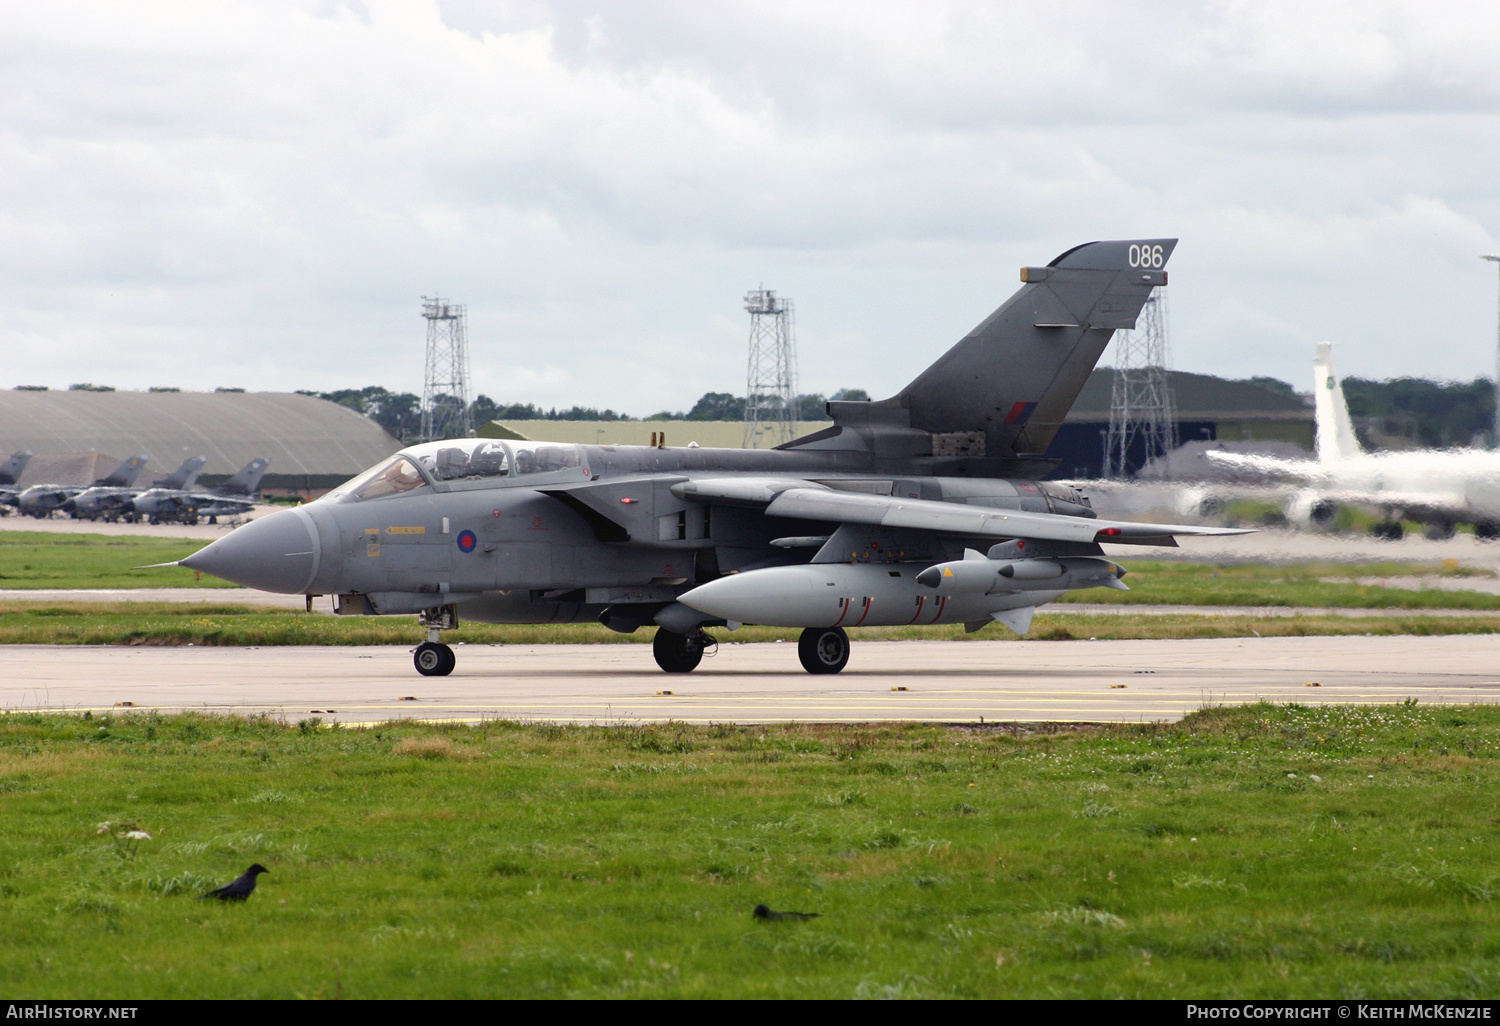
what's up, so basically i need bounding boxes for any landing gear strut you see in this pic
[798,626,850,674]
[413,604,459,676]
[653,628,711,673]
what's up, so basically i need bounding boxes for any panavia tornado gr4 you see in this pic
[169,238,1249,676]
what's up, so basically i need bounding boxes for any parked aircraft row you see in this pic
[1203,343,1500,541]
[0,451,269,524]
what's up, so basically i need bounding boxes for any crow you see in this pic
[753,904,819,922]
[201,864,269,901]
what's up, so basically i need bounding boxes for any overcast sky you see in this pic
[4,1,1500,414]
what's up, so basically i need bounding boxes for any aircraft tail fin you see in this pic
[97,454,150,488]
[215,458,270,496]
[1313,342,1362,462]
[824,239,1174,461]
[0,451,33,486]
[156,455,208,490]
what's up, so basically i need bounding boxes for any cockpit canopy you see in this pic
[327,439,590,501]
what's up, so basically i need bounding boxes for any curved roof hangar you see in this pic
[0,390,401,481]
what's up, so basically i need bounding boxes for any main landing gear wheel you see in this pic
[653,629,705,673]
[414,641,455,676]
[798,626,850,675]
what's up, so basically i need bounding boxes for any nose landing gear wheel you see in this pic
[653,629,705,673]
[414,641,455,676]
[798,626,850,674]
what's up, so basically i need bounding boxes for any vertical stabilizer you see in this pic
[1313,342,1361,462]
[215,458,270,496]
[887,239,1175,458]
[0,451,32,486]
[156,455,208,490]
[97,454,150,488]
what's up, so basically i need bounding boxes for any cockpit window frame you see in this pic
[399,439,592,491]
[328,441,592,503]
[328,455,434,503]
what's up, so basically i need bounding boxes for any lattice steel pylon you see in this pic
[1103,290,1177,479]
[419,296,473,442]
[742,288,798,448]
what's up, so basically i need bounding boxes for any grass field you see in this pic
[1056,560,1500,610]
[1,601,1498,646]
[0,531,235,590]
[2,704,1497,998]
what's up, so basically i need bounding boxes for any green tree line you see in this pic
[300,387,871,440]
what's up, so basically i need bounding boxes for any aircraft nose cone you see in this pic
[181,509,318,593]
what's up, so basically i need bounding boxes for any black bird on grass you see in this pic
[201,864,269,901]
[753,904,819,922]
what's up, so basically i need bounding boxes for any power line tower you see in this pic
[1103,290,1177,479]
[742,288,797,448]
[419,295,472,442]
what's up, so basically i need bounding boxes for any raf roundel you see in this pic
[456,530,477,553]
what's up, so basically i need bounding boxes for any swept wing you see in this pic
[673,478,1251,546]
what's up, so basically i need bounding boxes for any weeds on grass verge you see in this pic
[2,703,1500,997]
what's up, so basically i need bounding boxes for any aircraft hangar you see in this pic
[1041,369,1314,479]
[0,389,401,495]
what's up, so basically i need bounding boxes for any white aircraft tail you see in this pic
[1313,342,1362,463]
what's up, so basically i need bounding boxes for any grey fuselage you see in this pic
[186,438,1101,629]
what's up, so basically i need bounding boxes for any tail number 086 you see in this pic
[1128,244,1164,268]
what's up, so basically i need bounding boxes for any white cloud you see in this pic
[1,0,1498,414]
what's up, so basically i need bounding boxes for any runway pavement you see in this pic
[5,635,1498,727]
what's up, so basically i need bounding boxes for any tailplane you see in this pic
[1313,342,1362,462]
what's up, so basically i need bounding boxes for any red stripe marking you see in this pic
[832,597,850,627]
[907,595,926,625]
[1003,401,1030,425]
[851,597,872,627]
[929,595,947,624]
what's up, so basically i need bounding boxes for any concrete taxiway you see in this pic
[5,635,1498,726]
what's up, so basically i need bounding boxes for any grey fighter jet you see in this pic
[0,451,34,515]
[68,455,209,521]
[131,457,270,524]
[18,454,149,519]
[169,239,1250,677]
